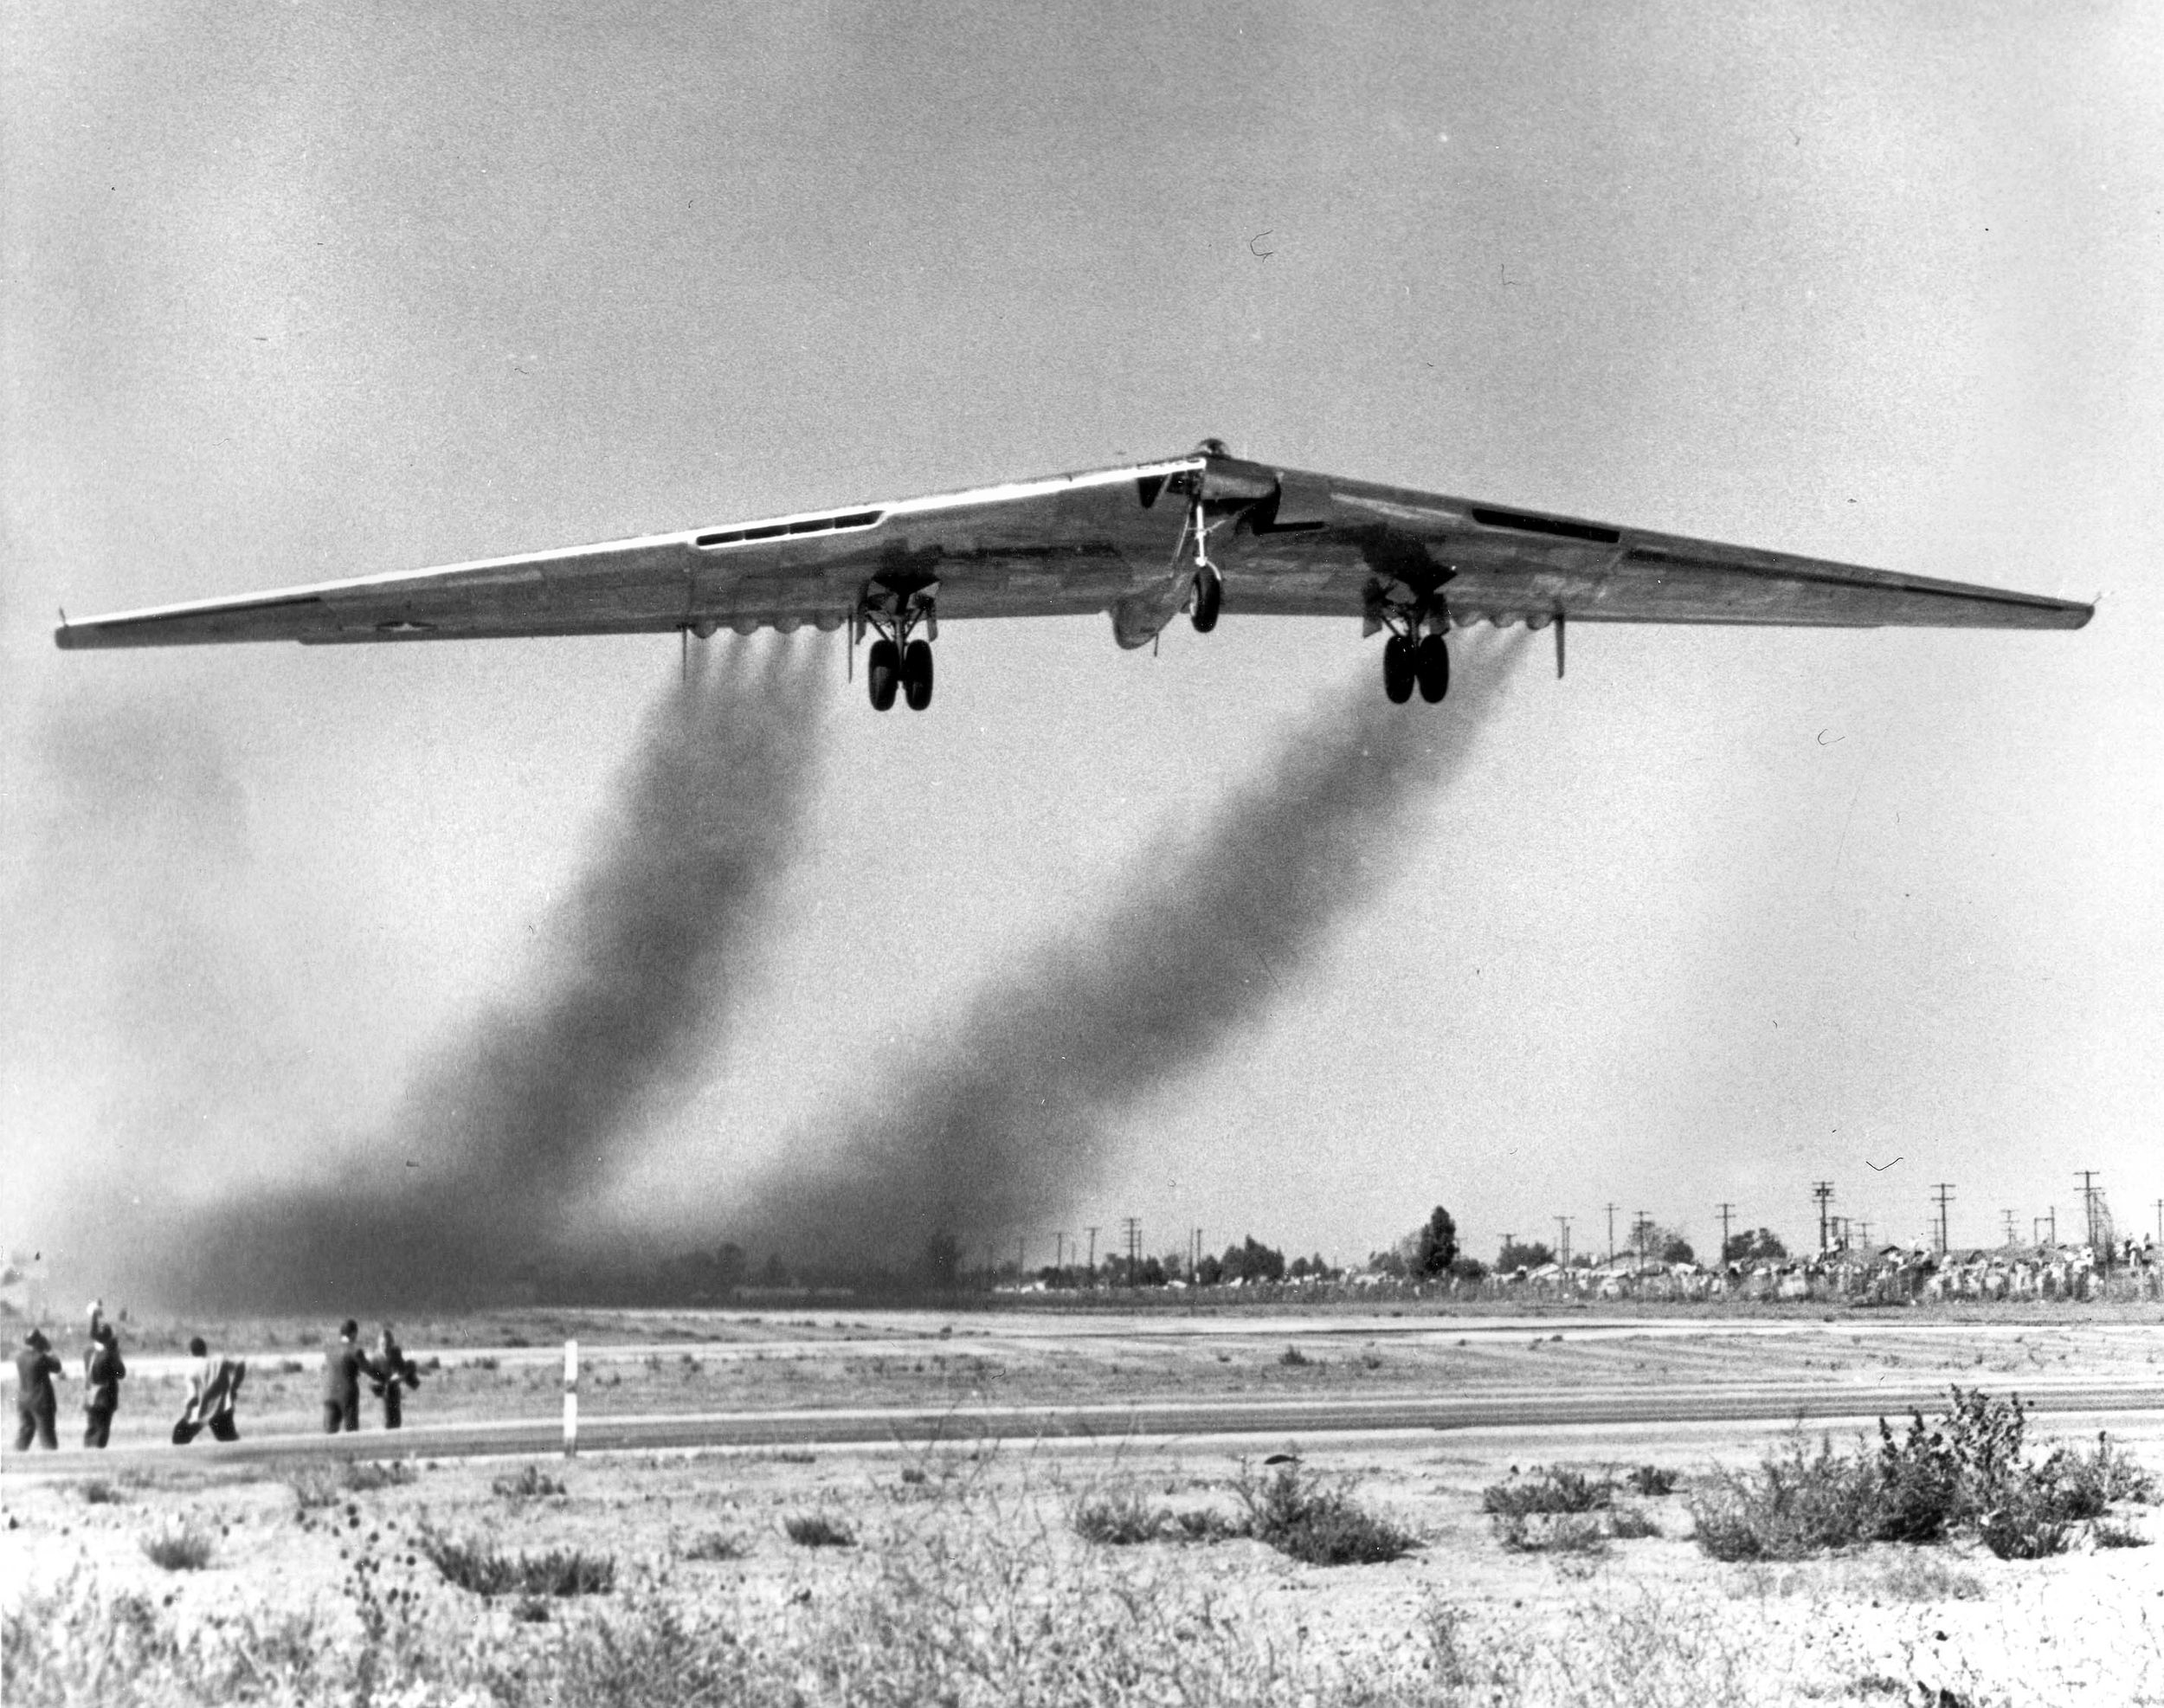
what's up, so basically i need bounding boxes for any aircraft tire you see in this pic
[867,639,901,712]
[902,640,935,711]
[1382,635,1416,704]
[1415,633,1450,703]
[1191,568,1222,634]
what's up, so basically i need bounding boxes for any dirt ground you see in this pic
[5,1417,2161,1705]
[4,1306,2162,1705]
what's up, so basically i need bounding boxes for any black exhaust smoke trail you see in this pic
[130,634,829,1311]
[733,635,1529,1268]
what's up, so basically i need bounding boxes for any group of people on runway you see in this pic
[10,1307,420,1451]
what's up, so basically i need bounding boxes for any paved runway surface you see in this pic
[8,1375,2161,1479]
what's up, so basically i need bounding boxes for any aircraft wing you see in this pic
[54,445,2090,657]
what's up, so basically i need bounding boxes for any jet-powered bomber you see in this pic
[55,441,2090,705]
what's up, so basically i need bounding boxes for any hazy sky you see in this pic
[4,1,2159,1289]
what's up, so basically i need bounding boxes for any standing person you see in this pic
[371,1325,419,1429]
[172,1337,246,1444]
[13,1329,61,1451]
[323,1319,372,1434]
[82,1310,126,1448]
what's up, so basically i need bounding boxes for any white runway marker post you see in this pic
[563,1338,579,1459]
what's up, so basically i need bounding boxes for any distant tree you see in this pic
[1368,1248,1408,1279]
[1196,1252,1223,1286]
[1290,1255,1313,1279]
[1136,1256,1167,1287]
[1723,1228,1788,1264]
[760,1252,790,1287]
[1659,1235,1697,1265]
[1414,1207,1460,1276]
[1496,1240,1555,1272]
[1448,1256,1488,1282]
[920,1231,961,1290]
[1220,1235,1285,1284]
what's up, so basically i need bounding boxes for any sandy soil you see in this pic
[4,1415,2161,1705]
[5,1308,2162,1705]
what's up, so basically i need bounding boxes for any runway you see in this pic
[8,1373,2160,1479]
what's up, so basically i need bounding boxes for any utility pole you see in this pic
[1017,1234,1026,1278]
[1812,1181,1835,1255]
[1502,1233,1515,1267]
[1555,1215,1572,1266]
[1085,1225,1098,1289]
[1716,1202,1736,1264]
[2154,1199,2161,1247]
[1605,1202,1617,1262]
[1930,1183,1955,1255]
[1055,1232,1065,1277]
[1635,1212,1652,1263]
[2076,1171,2115,1272]
[1855,1219,1872,1250]
[1121,1216,1141,1285]
[2000,1209,2017,1248]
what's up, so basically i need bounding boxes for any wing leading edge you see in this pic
[55,445,2090,707]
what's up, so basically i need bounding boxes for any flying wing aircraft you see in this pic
[54,439,2090,709]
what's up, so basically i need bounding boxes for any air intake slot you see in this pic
[696,509,882,549]
[1469,506,1620,545]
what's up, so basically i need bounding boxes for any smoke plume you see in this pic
[120,634,829,1310]
[730,635,1527,1267]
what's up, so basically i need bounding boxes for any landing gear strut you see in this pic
[858,583,937,712]
[1375,601,1450,706]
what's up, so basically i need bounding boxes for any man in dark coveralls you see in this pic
[323,1318,374,1434]
[82,1312,126,1447]
[372,1324,419,1429]
[14,1329,61,1450]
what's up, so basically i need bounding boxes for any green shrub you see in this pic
[2034,1433,2158,1518]
[2092,1519,2150,1550]
[492,1463,566,1500]
[422,1531,615,1596]
[1072,1487,1169,1546]
[683,1531,750,1562]
[1978,1487,2074,1561]
[1278,1346,1311,1367]
[139,1520,213,1571]
[78,1479,124,1505]
[1482,1466,1613,1518]
[1608,1505,1661,1540]
[783,1512,855,1549]
[342,1460,416,1492]
[1691,1389,2152,1563]
[1687,1434,1880,1562]
[1234,1459,1417,1566]
[1625,1464,1678,1498]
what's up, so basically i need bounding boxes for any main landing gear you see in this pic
[859,584,937,712]
[1380,623,1450,706]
